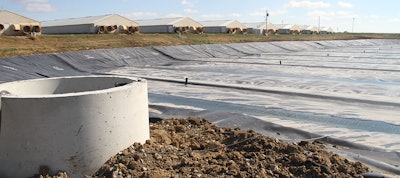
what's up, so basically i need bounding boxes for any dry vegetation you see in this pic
[1,33,399,58]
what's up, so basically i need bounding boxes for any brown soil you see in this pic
[35,117,369,178]
[1,33,399,58]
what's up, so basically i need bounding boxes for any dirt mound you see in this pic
[35,117,369,178]
[92,117,368,178]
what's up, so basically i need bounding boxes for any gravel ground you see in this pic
[33,117,369,178]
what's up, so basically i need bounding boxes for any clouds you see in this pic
[184,8,198,14]
[307,10,357,20]
[251,7,287,16]
[199,13,242,20]
[13,0,56,13]
[124,12,159,20]
[390,18,400,23]
[123,0,197,20]
[199,14,224,19]
[25,3,56,12]
[14,0,48,2]
[285,0,330,9]
[262,0,360,32]
[279,0,357,23]
[284,0,354,10]
[181,0,194,7]
[181,0,198,15]
[338,1,353,8]
[335,11,358,18]
[249,11,264,17]
[307,10,334,19]
[181,0,243,20]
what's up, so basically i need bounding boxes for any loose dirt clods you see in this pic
[34,117,368,178]
[91,117,368,178]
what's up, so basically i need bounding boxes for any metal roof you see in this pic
[321,26,334,32]
[136,17,202,27]
[244,22,277,30]
[41,14,123,27]
[299,25,318,31]
[242,22,263,29]
[275,24,291,29]
[136,17,183,26]
[200,20,247,29]
[259,23,277,30]
[0,10,39,24]
[274,24,300,30]
[200,20,235,27]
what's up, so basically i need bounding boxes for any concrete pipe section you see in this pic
[0,75,149,178]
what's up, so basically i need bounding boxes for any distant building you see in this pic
[0,10,41,36]
[275,24,301,35]
[300,25,319,34]
[136,17,204,34]
[319,26,334,34]
[42,14,139,34]
[200,20,247,34]
[244,22,277,35]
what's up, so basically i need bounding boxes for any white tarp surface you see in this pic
[1,39,399,174]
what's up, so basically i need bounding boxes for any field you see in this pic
[1,32,399,58]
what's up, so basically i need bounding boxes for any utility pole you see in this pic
[352,18,355,33]
[318,16,320,34]
[265,9,269,36]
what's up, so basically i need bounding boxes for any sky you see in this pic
[1,0,399,33]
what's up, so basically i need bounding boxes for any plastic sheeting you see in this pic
[1,39,400,176]
[1,39,399,83]
[149,104,400,176]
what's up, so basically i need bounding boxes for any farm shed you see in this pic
[200,20,247,34]
[41,14,139,34]
[0,10,41,36]
[275,24,301,35]
[136,17,204,34]
[319,26,334,34]
[244,22,277,34]
[300,25,318,34]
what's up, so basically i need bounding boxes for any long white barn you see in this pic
[0,10,41,36]
[41,14,139,34]
[137,17,204,34]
